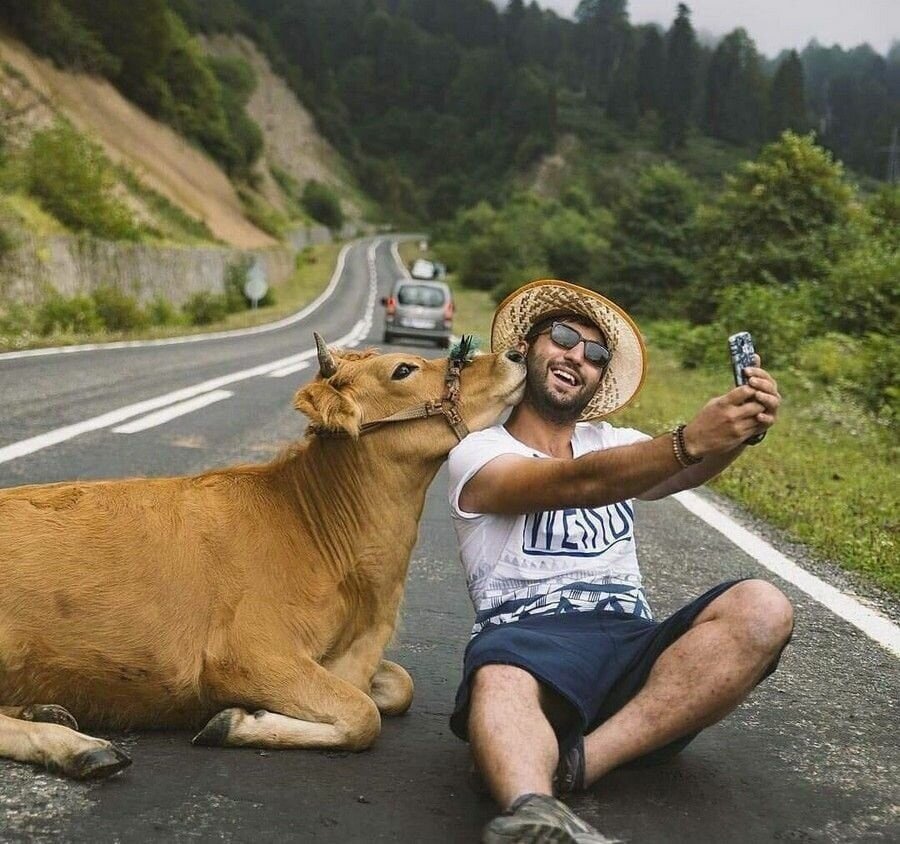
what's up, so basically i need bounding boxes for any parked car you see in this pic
[382,279,454,348]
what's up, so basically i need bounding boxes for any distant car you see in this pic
[382,279,454,348]
[410,258,438,280]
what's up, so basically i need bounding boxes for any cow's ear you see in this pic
[294,382,362,437]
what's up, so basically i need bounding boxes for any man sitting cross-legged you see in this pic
[447,280,794,843]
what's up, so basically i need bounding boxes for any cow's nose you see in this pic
[505,350,525,364]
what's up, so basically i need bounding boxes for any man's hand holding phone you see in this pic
[680,344,782,459]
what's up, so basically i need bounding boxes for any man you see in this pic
[447,280,793,843]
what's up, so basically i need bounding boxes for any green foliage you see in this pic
[182,290,229,325]
[1,0,117,74]
[605,163,700,312]
[26,123,142,241]
[0,224,14,259]
[301,180,345,231]
[815,239,899,336]
[660,4,698,149]
[768,50,808,137]
[797,332,899,422]
[146,295,183,326]
[223,258,252,312]
[438,192,610,299]
[89,285,149,331]
[238,188,288,238]
[36,293,103,335]
[690,132,858,317]
[635,25,666,117]
[0,303,36,339]
[208,56,264,178]
[866,185,900,240]
[702,28,768,144]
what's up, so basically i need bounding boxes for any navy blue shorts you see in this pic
[450,579,782,763]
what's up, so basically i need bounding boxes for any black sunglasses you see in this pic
[533,322,611,367]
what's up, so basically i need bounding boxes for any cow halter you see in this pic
[309,334,471,442]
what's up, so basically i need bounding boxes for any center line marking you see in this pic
[112,390,233,434]
[268,361,311,378]
[0,239,384,465]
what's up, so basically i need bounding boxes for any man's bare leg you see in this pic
[581,579,793,786]
[468,664,559,808]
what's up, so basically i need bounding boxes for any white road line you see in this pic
[0,240,384,464]
[390,239,413,279]
[112,390,233,434]
[267,361,311,378]
[675,490,900,658]
[0,241,355,362]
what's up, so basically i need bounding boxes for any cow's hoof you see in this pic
[23,704,79,731]
[192,709,238,747]
[68,744,132,780]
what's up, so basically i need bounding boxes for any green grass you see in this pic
[0,241,343,351]
[438,278,899,596]
[614,337,898,594]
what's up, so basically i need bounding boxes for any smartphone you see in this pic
[728,331,765,444]
[728,331,756,386]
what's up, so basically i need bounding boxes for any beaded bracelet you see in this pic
[672,424,702,468]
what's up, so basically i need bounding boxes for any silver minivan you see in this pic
[382,280,454,348]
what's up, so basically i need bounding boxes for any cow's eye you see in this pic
[391,363,417,380]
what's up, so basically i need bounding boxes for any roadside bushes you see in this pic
[301,180,344,231]
[26,123,142,241]
[0,258,275,345]
[440,131,897,426]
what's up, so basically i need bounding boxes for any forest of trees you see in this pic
[2,0,897,222]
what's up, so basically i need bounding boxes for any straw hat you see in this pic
[491,279,647,420]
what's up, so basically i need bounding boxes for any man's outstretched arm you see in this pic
[460,365,780,516]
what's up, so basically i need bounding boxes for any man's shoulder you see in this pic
[575,421,651,450]
[451,424,514,454]
[448,424,532,476]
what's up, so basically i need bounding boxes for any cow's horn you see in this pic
[314,332,337,378]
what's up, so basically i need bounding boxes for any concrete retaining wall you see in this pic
[0,224,336,306]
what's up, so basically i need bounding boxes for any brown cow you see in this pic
[0,336,526,779]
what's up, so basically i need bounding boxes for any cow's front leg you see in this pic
[193,657,380,751]
[0,713,131,780]
[370,659,413,716]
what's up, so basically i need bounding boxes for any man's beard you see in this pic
[524,354,596,424]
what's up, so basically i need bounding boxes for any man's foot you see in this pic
[481,793,618,843]
[554,736,586,795]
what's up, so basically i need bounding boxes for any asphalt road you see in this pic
[1,237,897,843]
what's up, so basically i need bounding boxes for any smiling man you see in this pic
[447,280,794,844]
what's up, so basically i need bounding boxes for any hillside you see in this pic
[0,33,272,248]
[0,26,368,249]
[202,34,364,221]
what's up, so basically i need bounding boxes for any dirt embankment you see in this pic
[0,34,274,249]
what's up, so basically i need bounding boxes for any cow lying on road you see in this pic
[0,335,526,780]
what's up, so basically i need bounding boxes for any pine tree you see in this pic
[575,0,630,107]
[702,28,768,144]
[769,50,808,137]
[636,25,666,116]
[660,3,698,149]
[503,0,526,66]
[607,27,639,128]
